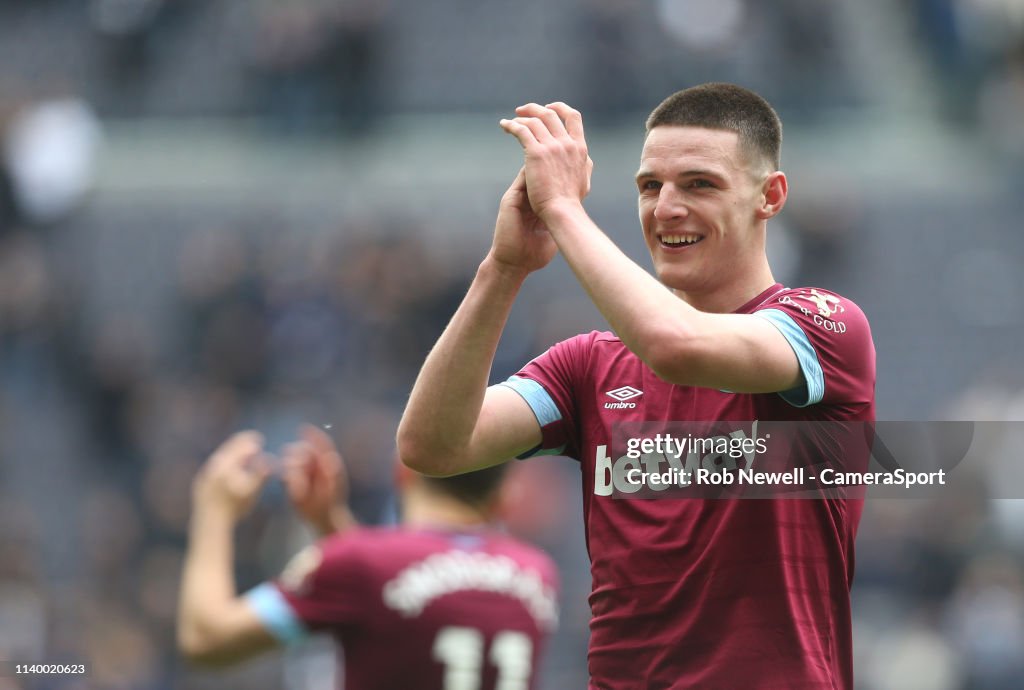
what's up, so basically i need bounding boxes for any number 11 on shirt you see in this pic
[433,626,533,690]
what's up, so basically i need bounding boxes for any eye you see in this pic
[639,180,661,192]
[687,179,715,189]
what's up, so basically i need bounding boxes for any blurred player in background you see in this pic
[398,83,875,688]
[178,425,559,690]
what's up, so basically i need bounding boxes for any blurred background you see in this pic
[0,0,1023,688]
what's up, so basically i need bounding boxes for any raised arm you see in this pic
[178,432,279,667]
[499,103,801,395]
[397,169,560,476]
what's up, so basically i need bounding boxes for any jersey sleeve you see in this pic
[244,532,372,644]
[753,288,875,407]
[496,332,597,461]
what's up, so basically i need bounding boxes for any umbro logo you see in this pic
[605,386,642,409]
[606,386,643,401]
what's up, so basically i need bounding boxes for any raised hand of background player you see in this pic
[499,102,593,221]
[487,167,558,276]
[192,431,272,521]
[282,425,357,537]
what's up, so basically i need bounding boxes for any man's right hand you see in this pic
[192,431,272,522]
[487,167,558,277]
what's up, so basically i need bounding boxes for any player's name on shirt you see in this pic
[382,550,559,631]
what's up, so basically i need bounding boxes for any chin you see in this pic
[655,269,696,292]
[659,263,719,293]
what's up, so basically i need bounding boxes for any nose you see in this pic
[653,184,687,223]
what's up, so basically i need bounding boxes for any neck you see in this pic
[675,263,777,313]
[401,486,491,529]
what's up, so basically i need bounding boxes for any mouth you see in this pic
[658,233,704,249]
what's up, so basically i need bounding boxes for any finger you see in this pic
[501,167,528,203]
[281,441,311,467]
[301,425,337,457]
[301,425,343,475]
[245,449,276,476]
[251,453,275,483]
[281,452,308,484]
[500,117,550,147]
[236,452,273,496]
[308,451,332,491]
[283,463,308,498]
[311,461,338,500]
[281,445,312,494]
[211,430,265,468]
[499,118,533,148]
[544,102,584,140]
[513,115,554,143]
[516,103,568,139]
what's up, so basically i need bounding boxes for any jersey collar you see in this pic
[734,283,786,314]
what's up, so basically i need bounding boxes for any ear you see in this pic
[756,171,788,220]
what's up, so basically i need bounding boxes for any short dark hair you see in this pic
[645,83,782,171]
[423,464,509,508]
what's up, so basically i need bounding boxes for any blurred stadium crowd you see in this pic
[1,0,1024,688]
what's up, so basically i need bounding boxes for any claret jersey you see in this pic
[246,527,559,690]
[500,283,875,690]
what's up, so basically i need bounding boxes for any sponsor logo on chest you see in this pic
[592,422,764,496]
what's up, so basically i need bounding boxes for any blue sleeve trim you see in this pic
[497,376,562,426]
[497,376,564,459]
[754,309,825,408]
[244,582,308,645]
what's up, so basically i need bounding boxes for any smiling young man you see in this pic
[398,83,876,689]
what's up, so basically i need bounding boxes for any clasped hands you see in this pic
[500,102,593,220]
[191,425,349,536]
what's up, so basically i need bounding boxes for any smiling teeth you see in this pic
[662,234,701,245]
